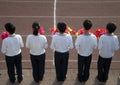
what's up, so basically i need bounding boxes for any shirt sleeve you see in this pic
[93,35,98,49]
[98,37,103,50]
[26,35,30,48]
[19,35,24,47]
[50,36,55,49]
[75,36,80,51]
[114,36,119,50]
[1,40,7,54]
[43,36,48,49]
[68,35,73,49]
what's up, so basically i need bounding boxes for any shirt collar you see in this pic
[57,33,67,36]
[9,33,16,37]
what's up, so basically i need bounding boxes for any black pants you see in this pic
[54,51,69,81]
[30,53,45,82]
[97,55,112,82]
[5,53,23,82]
[78,54,92,82]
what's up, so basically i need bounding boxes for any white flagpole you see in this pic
[54,0,57,28]
[53,0,57,65]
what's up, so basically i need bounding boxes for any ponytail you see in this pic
[33,29,39,36]
[32,22,40,36]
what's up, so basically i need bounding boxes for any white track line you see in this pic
[0,16,120,18]
[0,1,120,3]
[56,1,120,3]
[0,1,53,3]
[56,16,120,19]
[0,16,53,18]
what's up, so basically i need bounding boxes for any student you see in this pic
[50,22,73,81]
[1,23,24,83]
[26,22,48,83]
[97,23,119,82]
[75,20,97,83]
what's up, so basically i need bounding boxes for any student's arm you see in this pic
[1,40,7,54]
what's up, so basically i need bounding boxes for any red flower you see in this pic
[78,28,85,35]
[50,26,76,35]
[0,32,9,40]
[71,29,76,35]
[39,26,45,35]
[95,28,107,38]
[76,28,94,36]
[50,28,58,35]
[89,29,94,34]
[65,28,70,34]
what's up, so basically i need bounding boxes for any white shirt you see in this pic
[1,34,24,56]
[26,34,48,55]
[50,33,73,53]
[98,34,119,58]
[75,34,97,56]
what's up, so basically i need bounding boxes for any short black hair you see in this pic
[106,23,116,33]
[4,23,15,34]
[83,20,92,30]
[57,22,66,33]
[32,22,40,35]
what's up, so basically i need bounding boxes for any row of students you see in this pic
[1,20,119,84]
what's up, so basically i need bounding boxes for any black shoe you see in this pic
[63,77,66,81]
[18,77,23,83]
[39,78,43,81]
[10,79,15,83]
[57,78,64,81]
[77,77,83,82]
[78,78,83,83]
[101,79,107,83]
[83,80,87,83]
[18,79,23,83]
[35,80,39,83]
[57,79,62,81]
[59,78,66,81]
[96,77,106,82]
[17,75,23,83]
[96,76,101,81]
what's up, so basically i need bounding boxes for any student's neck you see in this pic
[84,30,90,35]
[10,33,15,35]
[107,33,114,36]
[9,33,15,37]
[59,32,64,34]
